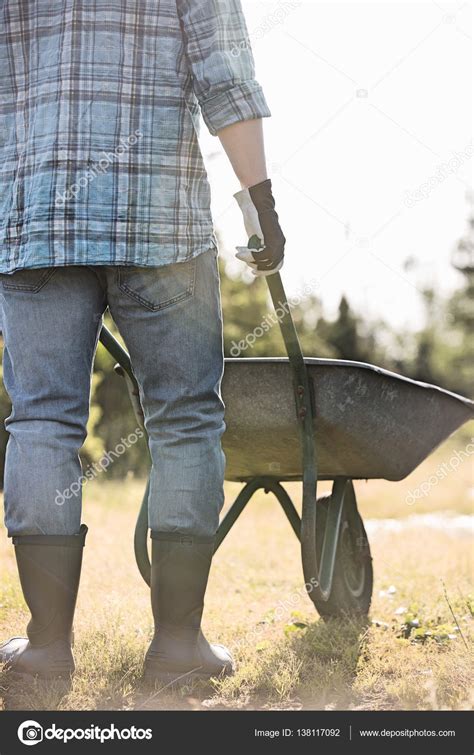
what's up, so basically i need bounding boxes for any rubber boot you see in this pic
[144,532,234,684]
[0,525,87,680]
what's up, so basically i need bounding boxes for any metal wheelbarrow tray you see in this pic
[100,273,473,620]
[222,357,474,482]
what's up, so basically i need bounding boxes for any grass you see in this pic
[0,427,473,711]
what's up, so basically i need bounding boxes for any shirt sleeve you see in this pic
[177,0,271,136]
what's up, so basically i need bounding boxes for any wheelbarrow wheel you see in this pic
[310,494,373,619]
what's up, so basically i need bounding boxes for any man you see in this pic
[0,0,285,684]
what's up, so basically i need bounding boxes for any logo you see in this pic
[18,721,43,746]
[17,721,153,745]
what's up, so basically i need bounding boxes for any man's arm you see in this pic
[177,0,284,275]
[216,119,268,189]
[217,120,285,277]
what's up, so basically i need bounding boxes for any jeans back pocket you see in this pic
[117,258,196,311]
[0,268,56,292]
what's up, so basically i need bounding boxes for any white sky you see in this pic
[199,0,473,330]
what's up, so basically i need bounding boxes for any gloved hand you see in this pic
[233,178,285,276]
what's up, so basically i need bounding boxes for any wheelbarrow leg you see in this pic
[214,478,263,553]
[259,479,301,539]
[214,477,303,553]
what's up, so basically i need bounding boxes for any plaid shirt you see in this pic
[0,0,271,273]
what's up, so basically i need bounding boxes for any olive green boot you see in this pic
[144,533,234,684]
[0,525,87,680]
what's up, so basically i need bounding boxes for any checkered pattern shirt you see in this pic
[0,0,271,273]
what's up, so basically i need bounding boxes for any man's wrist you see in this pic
[239,172,268,190]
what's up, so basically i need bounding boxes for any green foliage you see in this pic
[404,212,474,398]
[219,256,334,359]
[398,608,459,645]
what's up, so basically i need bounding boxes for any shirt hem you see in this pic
[0,235,218,275]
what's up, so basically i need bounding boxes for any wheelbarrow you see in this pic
[98,273,474,618]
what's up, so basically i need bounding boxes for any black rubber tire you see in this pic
[309,494,373,619]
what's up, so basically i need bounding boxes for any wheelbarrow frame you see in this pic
[98,272,364,606]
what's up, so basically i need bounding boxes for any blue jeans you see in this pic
[0,248,225,537]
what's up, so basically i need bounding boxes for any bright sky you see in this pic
[199,0,473,330]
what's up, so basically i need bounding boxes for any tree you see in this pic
[409,203,474,396]
[316,295,379,363]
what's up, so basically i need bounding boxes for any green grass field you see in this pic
[1,427,473,711]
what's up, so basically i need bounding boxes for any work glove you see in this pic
[233,178,285,276]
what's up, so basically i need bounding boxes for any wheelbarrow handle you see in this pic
[265,272,320,597]
[98,328,145,431]
[98,326,134,379]
[265,271,314,428]
[265,272,306,371]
